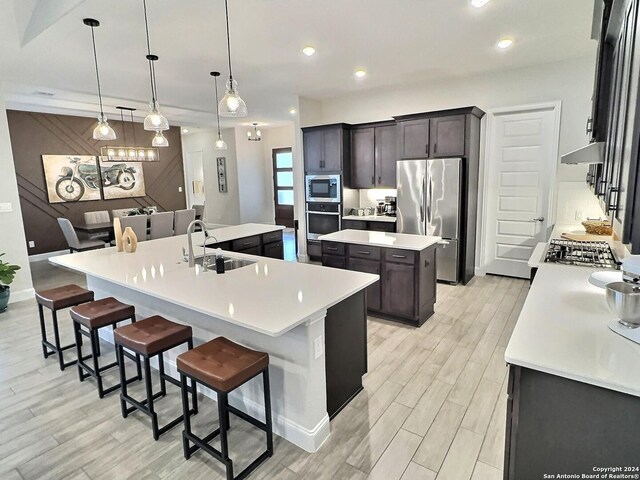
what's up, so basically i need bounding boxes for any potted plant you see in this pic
[0,253,21,312]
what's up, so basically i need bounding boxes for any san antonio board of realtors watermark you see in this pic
[542,467,640,479]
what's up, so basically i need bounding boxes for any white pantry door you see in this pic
[484,103,560,278]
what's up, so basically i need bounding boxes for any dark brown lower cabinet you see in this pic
[348,257,382,311]
[342,219,396,232]
[321,240,437,326]
[205,229,284,259]
[505,365,640,479]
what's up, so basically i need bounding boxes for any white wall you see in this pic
[0,82,34,302]
[316,55,597,183]
[555,182,606,224]
[181,127,241,225]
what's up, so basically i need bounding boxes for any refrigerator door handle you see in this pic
[427,177,434,225]
[420,175,425,223]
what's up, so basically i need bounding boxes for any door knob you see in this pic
[531,217,545,222]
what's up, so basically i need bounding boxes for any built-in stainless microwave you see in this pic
[306,174,341,203]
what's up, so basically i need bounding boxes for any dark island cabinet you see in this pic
[302,124,351,174]
[342,219,396,232]
[206,229,284,259]
[504,365,640,478]
[321,240,437,326]
[350,123,398,188]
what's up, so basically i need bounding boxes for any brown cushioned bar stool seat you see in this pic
[177,337,273,480]
[113,316,198,440]
[35,284,94,370]
[70,297,141,398]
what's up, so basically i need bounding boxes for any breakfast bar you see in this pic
[50,228,378,453]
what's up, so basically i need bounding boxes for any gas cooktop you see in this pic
[544,239,620,269]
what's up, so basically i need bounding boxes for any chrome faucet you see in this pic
[186,220,214,269]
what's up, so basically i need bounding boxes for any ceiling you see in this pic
[0,0,597,128]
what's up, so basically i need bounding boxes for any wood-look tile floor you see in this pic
[0,261,528,480]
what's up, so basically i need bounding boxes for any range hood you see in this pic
[561,142,605,165]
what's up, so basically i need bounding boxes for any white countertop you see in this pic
[505,262,640,397]
[318,229,441,251]
[207,223,285,242]
[342,215,397,223]
[50,227,378,337]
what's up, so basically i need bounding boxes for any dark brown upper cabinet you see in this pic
[398,119,430,159]
[350,123,398,189]
[429,115,466,157]
[302,124,351,174]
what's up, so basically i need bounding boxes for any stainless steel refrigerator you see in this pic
[396,158,462,283]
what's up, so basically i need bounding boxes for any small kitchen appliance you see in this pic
[383,196,396,216]
[305,174,341,203]
[608,256,640,345]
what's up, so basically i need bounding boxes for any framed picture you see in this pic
[99,159,146,200]
[42,155,102,203]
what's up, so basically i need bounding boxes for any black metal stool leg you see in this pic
[187,339,198,414]
[158,352,167,396]
[218,393,233,480]
[263,369,274,453]
[180,373,192,460]
[91,329,104,397]
[117,345,128,418]
[51,310,65,370]
[144,357,159,440]
[74,321,84,382]
[38,304,49,358]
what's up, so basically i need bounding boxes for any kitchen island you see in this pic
[318,230,440,326]
[504,259,640,477]
[50,225,378,453]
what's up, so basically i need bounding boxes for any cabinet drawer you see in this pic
[263,241,284,259]
[384,249,416,265]
[367,221,395,233]
[262,231,283,244]
[322,254,346,269]
[348,244,381,261]
[322,241,345,256]
[232,235,261,251]
[342,219,367,230]
[208,241,231,251]
[241,245,262,256]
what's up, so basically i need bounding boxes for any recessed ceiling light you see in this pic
[497,38,514,49]
[354,69,367,78]
[471,0,490,7]
[302,46,316,56]
[182,128,189,133]
[289,107,297,115]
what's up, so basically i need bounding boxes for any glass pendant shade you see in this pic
[144,101,169,131]
[215,136,228,150]
[219,78,247,117]
[93,114,116,140]
[152,130,169,147]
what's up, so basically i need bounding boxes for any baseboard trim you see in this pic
[29,250,69,263]
[8,287,35,303]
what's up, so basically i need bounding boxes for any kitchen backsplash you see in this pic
[555,182,606,224]
[358,188,397,208]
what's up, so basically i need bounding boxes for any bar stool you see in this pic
[70,297,141,398]
[114,315,198,440]
[35,284,94,370]
[177,337,273,480]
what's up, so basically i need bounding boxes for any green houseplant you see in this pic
[0,253,21,312]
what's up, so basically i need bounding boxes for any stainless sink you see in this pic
[192,255,256,272]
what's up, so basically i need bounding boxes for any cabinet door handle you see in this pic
[425,143,429,154]
[586,117,593,135]
[392,254,406,259]
[378,176,381,184]
[371,176,375,185]
[358,251,371,255]
[434,143,437,154]
[243,242,252,246]
[327,247,338,251]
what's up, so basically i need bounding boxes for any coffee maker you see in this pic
[384,196,397,216]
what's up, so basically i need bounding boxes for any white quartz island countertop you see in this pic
[319,229,441,251]
[50,227,378,337]
[505,262,640,398]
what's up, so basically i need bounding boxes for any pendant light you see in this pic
[84,18,116,141]
[141,0,169,132]
[219,0,247,117]
[152,130,169,147]
[210,71,227,150]
[247,123,262,142]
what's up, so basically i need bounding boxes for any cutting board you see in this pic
[561,232,612,242]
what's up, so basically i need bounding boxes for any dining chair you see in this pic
[57,218,106,253]
[193,204,205,221]
[121,215,148,242]
[83,211,111,240]
[174,209,196,235]
[149,211,175,240]
[111,208,133,220]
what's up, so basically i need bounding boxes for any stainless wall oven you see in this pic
[306,203,341,240]
[306,174,341,203]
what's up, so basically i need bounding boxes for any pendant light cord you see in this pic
[143,0,158,104]
[130,111,136,144]
[89,26,105,117]
[214,76,222,137]
[120,109,127,145]
[224,0,233,82]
